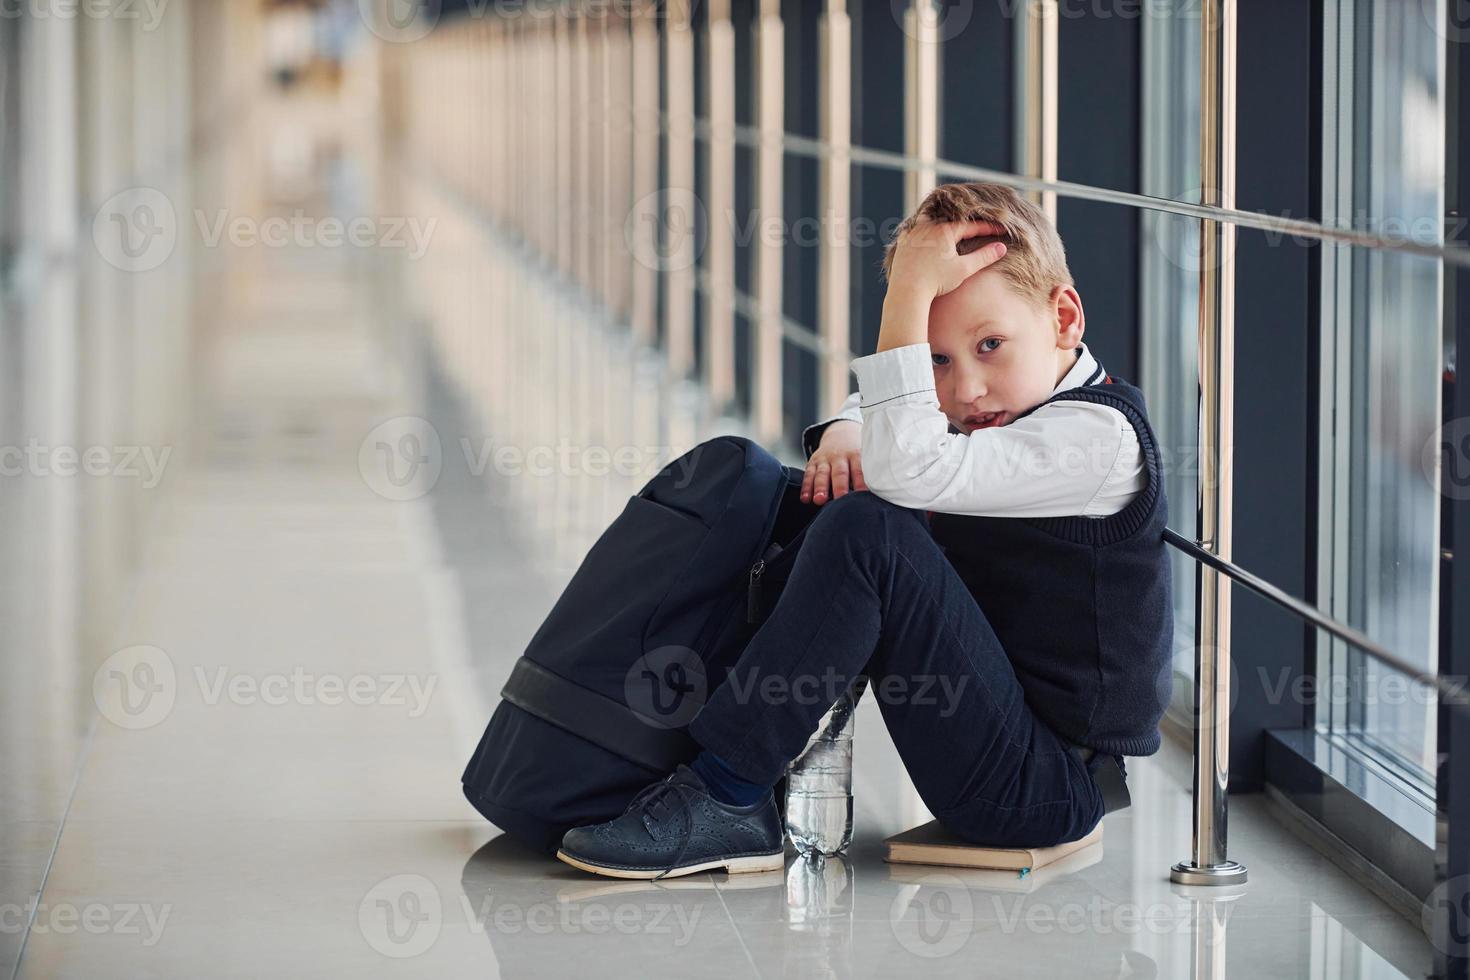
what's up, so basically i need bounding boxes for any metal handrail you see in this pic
[1165,529,1470,709]
[655,111,1470,270]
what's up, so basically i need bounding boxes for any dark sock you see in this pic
[689,750,770,808]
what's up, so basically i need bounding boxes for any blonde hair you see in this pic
[881,182,1074,311]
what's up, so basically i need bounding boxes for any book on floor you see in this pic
[883,820,1104,872]
[884,837,1104,892]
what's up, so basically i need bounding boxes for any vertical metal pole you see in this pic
[555,12,574,277]
[902,0,939,210]
[662,0,696,382]
[704,0,737,414]
[629,9,660,349]
[1171,0,1247,887]
[606,11,633,325]
[752,0,785,446]
[1013,0,1057,223]
[817,0,852,419]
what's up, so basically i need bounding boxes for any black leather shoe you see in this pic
[556,764,785,880]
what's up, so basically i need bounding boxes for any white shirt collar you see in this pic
[1054,342,1105,394]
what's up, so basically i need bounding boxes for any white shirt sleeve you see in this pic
[799,390,864,459]
[850,342,1147,518]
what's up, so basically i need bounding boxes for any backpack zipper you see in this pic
[746,559,766,624]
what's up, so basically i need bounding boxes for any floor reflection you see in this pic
[454,808,1431,980]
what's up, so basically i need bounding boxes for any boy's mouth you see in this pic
[964,411,1006,429]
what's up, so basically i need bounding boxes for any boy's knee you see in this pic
[811,490,925,537]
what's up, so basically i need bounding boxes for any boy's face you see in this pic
[926,266,1085,435]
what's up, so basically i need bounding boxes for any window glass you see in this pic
[1318,0,1444,786]
[1138,2,1202,723]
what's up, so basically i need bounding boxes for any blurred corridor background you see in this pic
[1,0,1466,976]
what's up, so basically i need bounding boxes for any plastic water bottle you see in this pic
[784,679,864,856]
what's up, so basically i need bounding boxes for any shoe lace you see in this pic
[626,772,700,881]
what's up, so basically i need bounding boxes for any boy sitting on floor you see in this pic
[557,182,1172,880]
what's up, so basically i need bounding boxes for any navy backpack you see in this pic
[461,435,821,854]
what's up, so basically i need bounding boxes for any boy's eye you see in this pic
[931,353,949,367]
[980,337,1002,353]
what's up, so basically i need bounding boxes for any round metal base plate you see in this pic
[1170,860,1248,886]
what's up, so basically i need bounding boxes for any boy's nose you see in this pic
[958,377,988,402]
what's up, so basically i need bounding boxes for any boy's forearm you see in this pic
[875,283,933,354]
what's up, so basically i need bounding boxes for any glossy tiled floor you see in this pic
[0,178,1439,980]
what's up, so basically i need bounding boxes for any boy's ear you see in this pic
[1051,285,1085,348]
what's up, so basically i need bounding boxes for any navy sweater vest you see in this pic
[926,377,1174,757]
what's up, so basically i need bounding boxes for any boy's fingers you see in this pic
[957,219,1005,238]
[811,461,831,502]
[965,240,1006,273]
[802,458,827,501]
[850,460,868,491]
[832,461,850,498]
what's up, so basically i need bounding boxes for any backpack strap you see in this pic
[500,659,699,774]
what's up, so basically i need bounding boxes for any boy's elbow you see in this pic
[859,432,953,508]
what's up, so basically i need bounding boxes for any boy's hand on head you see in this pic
[887,216,1009,302]
[801,420,867,506]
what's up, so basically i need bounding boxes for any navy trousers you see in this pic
[687,489,1108,848]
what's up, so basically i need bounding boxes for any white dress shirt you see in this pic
[800,341,1146,519]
